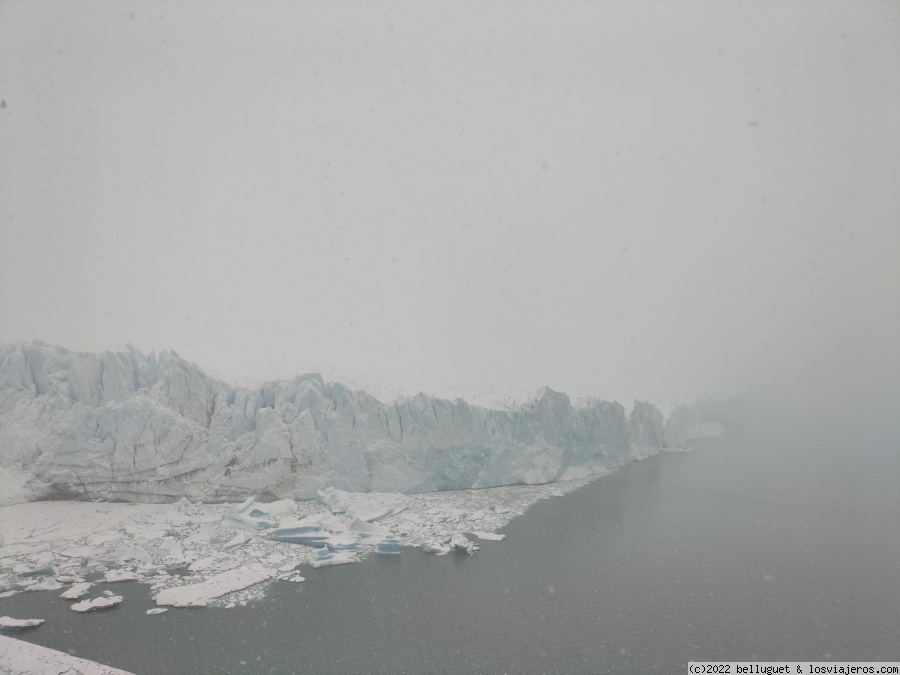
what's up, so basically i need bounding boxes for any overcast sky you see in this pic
[1,0,898,405]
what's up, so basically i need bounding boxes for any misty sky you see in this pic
[1,0,898,405]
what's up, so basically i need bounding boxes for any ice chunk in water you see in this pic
[310,548,356,568]
[225,498,277,531]
[271,522,332,548]
[376,535,401,555]
[60,582,93,599]
[450,533,479,555]
[0,616,44,628]
[471,531,506,541]
[23,579,64,592]
[71,595,123,612]
[154,564,273,607]
[18,564,55,577]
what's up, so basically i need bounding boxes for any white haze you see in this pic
[1,0,898,409]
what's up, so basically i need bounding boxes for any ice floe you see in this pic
[310,548,356,568]
[104,569,138,582]
[61,582,94,599]
[154,564,273,607]
[0,616,44,628]
[472,532,506,541]
[23,578,64,591]
[71,595,123,612]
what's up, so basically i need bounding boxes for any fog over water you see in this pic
[1,1,898,411]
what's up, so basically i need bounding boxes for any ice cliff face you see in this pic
[0,342,718,504]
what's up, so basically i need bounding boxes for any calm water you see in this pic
[3,417,898,674]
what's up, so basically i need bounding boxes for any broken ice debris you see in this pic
[104,570,138,582]
[157,539,184,561]
[23,579,64,592]
[449,533,479,555]
[310,548,356,568]
[0,616,45,628]
[18,564,55,577]
[146,608,168,615]
[318,487,408,522]
[223,531,254,551]
[419,539,451,555]
[225,498,277,531]
[71,596,123,612]
[248,498,297,517]
[154,564,273,608]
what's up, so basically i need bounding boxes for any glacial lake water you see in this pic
[2,416,898,674]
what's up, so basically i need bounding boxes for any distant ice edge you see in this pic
[0,341,739,505]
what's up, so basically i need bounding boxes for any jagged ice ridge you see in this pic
[0,342,726,505]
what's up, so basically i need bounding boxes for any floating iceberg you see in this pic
[17,564,55,577]
[0,616,44,628]
[154,564,273,607]
[60,582,93,599]
[310,548,356,568]
[376,535,401,555]
[225,498,278,531]
[71,595,123,612]
[472,531,506,541]
[23,579,64,592]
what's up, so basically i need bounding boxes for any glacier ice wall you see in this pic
[0,342,722,504]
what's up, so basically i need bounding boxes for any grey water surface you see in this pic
[2,419,898,674]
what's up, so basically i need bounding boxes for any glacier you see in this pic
[0,341,731,505]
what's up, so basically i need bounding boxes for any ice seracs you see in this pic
[0,341,733,504]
